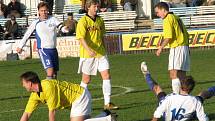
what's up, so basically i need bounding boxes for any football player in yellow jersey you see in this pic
[19,71,117,121]
[76,0,118,110]
[155,2,190,94]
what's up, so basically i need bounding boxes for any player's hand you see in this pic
[88,49,96,57]
[62,26,69,33]
[156,48,162,56]
[16,47,23,54]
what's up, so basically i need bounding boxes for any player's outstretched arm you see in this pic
[20,112,31,121]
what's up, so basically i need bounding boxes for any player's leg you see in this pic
[84,110,117,121]
[199,86,215,100]
[78,58,98,88]
[98,56,118,110]
[141,62,164,96]
[81,73,91,88]
[70,89,91,121]
[169,46,190,94]
[169,69,181,94]
[38,48,58,79]
[141,62,167,103]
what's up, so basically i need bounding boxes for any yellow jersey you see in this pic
[25,79,84,113]
[163,13,189,48]
[76,14,106,58]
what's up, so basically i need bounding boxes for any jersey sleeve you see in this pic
[76,17,87,40]
[153,97,169,118]
[25,93,41,113]
[163,16,173,39]
[195,100,209,121]
[53,17,64,31]
[18,20,36,48]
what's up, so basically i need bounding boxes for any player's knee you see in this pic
[100,71,110,80]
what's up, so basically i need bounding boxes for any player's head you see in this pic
[180,76,195,94]
[154,2,169,19]
[67,12,73,20]
[37,2,49,19]
[86,0,98,16]
[20,71,40,92]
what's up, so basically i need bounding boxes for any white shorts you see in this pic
[70,89,92,117]
[168,46,190,71]
[78,56,110,75]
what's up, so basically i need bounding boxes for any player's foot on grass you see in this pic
[103,110,118,121]
[104,103,119,110]
[141,62,149,75]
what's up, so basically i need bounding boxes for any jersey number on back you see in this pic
[171,108,186,120]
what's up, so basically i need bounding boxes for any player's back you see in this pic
[154,93,208,121]
[165,94,208,121]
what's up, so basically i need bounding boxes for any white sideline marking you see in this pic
[0,85,134,114]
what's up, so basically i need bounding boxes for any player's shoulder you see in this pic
[31,18,40,24]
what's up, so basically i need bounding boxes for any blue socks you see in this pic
[208,86,215,96]
[145,74,155,90]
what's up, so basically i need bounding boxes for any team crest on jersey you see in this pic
[87,26,101,32]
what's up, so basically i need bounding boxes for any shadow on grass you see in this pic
[208,113,215,120]
[0,96,29,101]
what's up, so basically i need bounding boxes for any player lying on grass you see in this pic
[140,62,208,121]
[19,71,117,121]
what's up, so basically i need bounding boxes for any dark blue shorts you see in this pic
[38,48,59,71]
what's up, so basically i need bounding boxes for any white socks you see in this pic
[85,115,111,121]
[102,80,111,105]
[80,81,88,89]
[172,78,181,94]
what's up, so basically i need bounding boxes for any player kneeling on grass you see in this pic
[140,62,209,121]
[19,71,117,121]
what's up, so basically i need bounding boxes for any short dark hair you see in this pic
[85,0,98,10]
[10,15,16,20]
[180,76,195,93]
[155,2,169,11]
[67,12,73,16]
[37,2,49,10]
[20,71,40,84]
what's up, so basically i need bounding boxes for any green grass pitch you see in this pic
[0,48,215,121]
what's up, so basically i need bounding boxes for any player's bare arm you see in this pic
[79,38,96,57]
[49,109,56,121]
[20,112,31,121]
[156,38,171,56]
[16,47,23,54]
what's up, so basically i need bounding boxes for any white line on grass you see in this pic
[0,85,134,114]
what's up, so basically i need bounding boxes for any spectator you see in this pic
[204,0,215,5]
[99,0,112,12]
[0,24,4,39]
[62,12,77,36]
[7,0,21,18]
[3,15,19,40]
[41,0,54,15]
[191,0,205,6]
[0,1,7,19]
[79,0,87,13]
[120,0,137,11]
